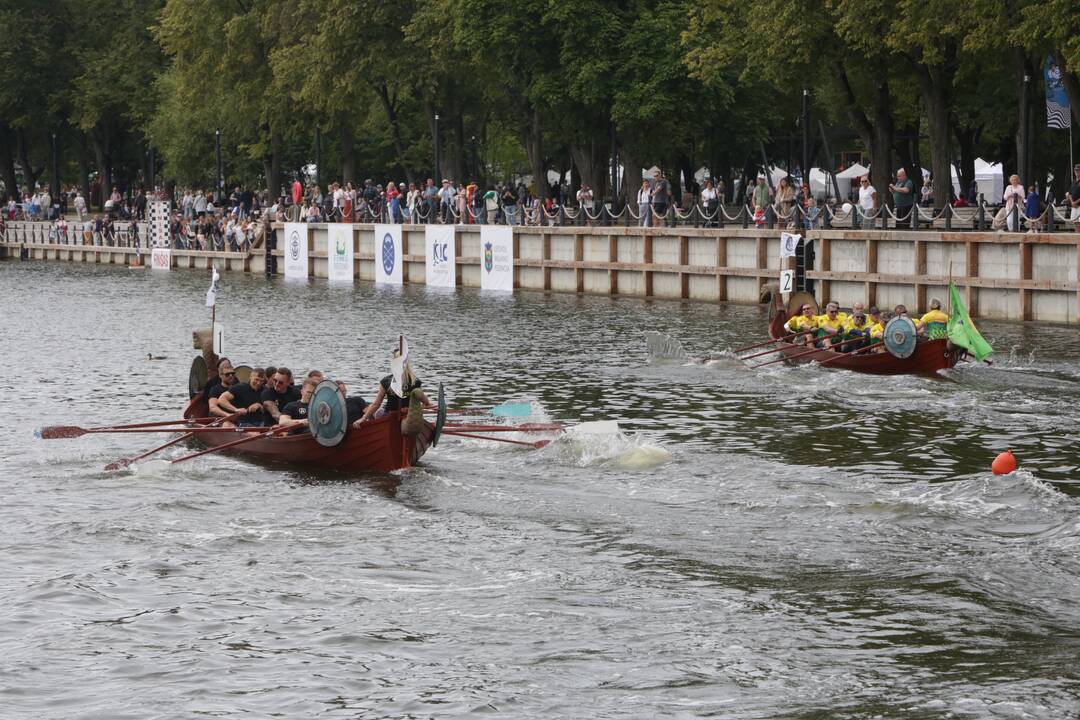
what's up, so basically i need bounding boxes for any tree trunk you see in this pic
[621,145,642,207]
[90,125,111,211]
[0,126,18,201]
[570,141,605,201]
[452,115,465,186]
[835,65,893,206]
[16,129,37,194]
[263,131,281,201]
[339,122,356,186]
[1014,51,1035,190]
[524,104,545,202]
[377,83,414,185]
[953,125,979,203]
[913,61,954,209]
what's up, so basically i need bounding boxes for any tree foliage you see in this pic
[3,0,1078,205]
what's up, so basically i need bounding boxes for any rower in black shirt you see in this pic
[207,359,239,418]
[218,368,269,426]
[335,380,368,424]
[278,377,318,434]
[261,366,301,423]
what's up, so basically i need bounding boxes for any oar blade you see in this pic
[490,402,533,417]
[103,458,130,471]
[36,426,87,440]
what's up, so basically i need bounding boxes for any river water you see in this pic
[2,261,1079,719]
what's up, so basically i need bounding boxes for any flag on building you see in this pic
[1045,56,1072,130]
[948,283,993,362]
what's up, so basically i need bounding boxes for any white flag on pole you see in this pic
[205,266,220,307]
[779,232,801,259]
[390,336,410,397]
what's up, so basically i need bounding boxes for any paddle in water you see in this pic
[104,413,241,471]
[38,417,217,440]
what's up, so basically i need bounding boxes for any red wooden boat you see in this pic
[767,293,963,375]
[181,394,434,473]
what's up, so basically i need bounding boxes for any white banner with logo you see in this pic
[780,231,801,259]
[480,226,514,292]
[374,224,403,285]
[326,223,354,284]
[425,225,456,288]
[151,247,171,270]
[283,223,309,279]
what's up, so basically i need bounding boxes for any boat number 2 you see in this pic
[780,269,795,293]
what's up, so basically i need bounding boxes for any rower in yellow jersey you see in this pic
[783,304,818,344]
[841,308,871,350]
[815,302,845,346]
[866,307,886,351]
[917,297,949,338]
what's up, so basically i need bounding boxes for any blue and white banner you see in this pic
[1045,56,1072,130]
[327,224,354,284]
[283,222,309,279]
[480,226,513,292]
[374,224,403,285]
[425,225,456,288]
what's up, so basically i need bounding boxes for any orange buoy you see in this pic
[991,450,1017,475]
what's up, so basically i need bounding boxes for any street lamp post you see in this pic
[434,112,441,187]
[215,129,222,204]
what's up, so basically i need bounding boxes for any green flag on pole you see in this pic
[948,283,993,361]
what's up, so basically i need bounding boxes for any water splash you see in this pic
[644,331,691,364]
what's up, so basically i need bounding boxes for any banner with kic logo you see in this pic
[327,224,354,284]
[374,224,403,285]
[425,225,456,288]
[480,226,513,292]
[283,223,309,279]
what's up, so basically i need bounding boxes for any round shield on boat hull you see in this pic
[189,355,208,398]
[309,380,348,447]
[884,317,917,358]
[786,291,818,318]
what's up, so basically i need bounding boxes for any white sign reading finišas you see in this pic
[326,224,354,284]
[374,224,403,285]
[425,225,456,288]
[283,222,309,279]
[480,225,513,292]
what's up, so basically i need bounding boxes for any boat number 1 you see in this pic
[780,269,794,294]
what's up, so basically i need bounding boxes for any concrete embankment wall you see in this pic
[3,221,1078,323]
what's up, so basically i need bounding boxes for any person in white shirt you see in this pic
[576,184,594,226]
[73,191,87,221]
[636,180,652,227]
[857,175,878,225]
[1003,174,1024,232]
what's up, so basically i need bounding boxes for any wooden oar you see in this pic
[751,339,875,369]
[816,341,884,365]
[104,413,240,471]
[732,330,812,354]
[440,430,550,449]
[739,333,819,361]
[170,426,286,465]
[38,416,218,439]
